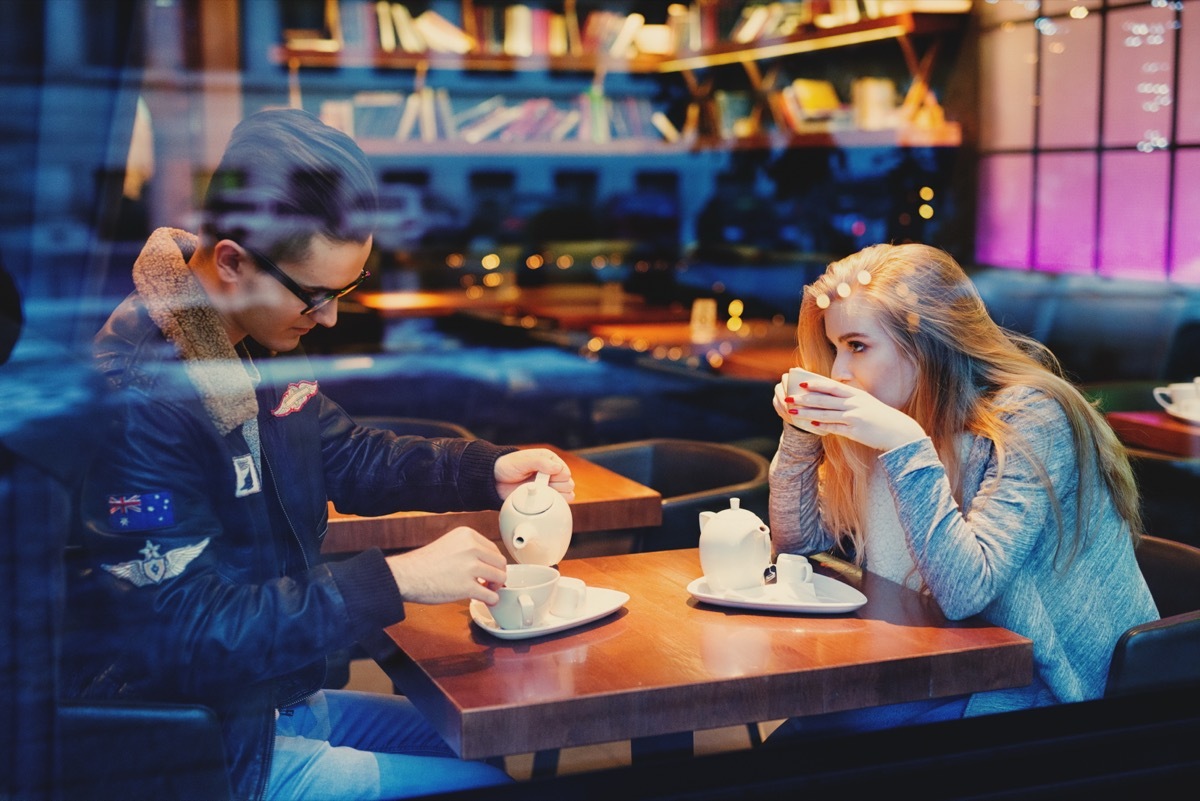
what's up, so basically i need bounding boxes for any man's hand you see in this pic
[494,449,575,502]
[386,527,508,606]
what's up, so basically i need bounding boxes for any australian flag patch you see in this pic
[107,491,175,532]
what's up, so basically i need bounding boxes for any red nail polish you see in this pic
[788,409,798,415]
[784,396,794,403]
[811,421,820,427]
[799,382,809,388]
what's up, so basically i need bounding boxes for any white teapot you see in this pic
[499,471,573,566]
[698,498,771,593]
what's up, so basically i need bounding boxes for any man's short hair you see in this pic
[200,109,378,263]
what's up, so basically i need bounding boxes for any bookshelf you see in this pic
[255,1,971,262]
[272,2,967,153]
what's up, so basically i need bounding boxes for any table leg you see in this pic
[530,749,560,778]
[629,731,694,763]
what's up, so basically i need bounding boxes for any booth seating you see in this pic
[571,439,769,553]
[968,266,1200,384]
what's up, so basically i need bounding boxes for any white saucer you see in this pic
[1164,405,1200,426]
[686,574,867,614]
[470,587,630,640]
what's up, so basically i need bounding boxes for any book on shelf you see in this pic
[352,90,406,138]
[395,91,422,140]
[319,98,355,137]
[452,94,505,128]
[418,86,438,142]
[548,108,581,142]
[607,12,644,58]
[413,8,475,54]
[503,4,533,57]
[374,1,396,52]
[459,104,525,144]
[390,3,426,53]
[435,87,458,140]
[649,110,681,144]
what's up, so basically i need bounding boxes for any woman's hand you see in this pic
[494,448,575,502]
[784,375,926,452]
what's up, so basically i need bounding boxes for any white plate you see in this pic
[686,574,867,614]
[470,587,630,640]
[1164,406,1200,426]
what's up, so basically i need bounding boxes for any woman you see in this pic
[768,243,1157,736]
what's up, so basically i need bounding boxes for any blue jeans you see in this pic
[268,690,511,800]
[767,695,969,743]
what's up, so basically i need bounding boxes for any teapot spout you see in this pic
[699,510,716,531]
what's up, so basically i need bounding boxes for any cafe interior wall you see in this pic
[5,1,1199,444]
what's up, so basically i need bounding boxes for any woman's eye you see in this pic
[847,341,866,353]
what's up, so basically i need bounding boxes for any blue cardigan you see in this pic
[769,386,1159,714]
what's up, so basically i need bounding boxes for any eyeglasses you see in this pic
[244,245,369,316]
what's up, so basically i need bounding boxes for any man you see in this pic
[65,109,573,800]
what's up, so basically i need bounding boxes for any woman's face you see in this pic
[823,295,919,410]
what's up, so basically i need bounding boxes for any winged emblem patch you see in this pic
[102,538,211,587]
[272,380,319,417]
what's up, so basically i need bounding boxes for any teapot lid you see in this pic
[509,471,555,515]
[710,498,766,527]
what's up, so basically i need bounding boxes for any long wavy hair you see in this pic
[796,244,1141,567]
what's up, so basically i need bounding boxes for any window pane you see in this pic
[1103,3,1176,149]
[1035,153,1096,273]
[1098,151,1169,279]
[979,23,1037,151]
[1172,149,1200,282]
[976,154,1033,268]
[1039,12,1100,149]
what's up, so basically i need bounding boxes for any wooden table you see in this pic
[1106,411,1200,459]
[714,344,797,382]
[357,286,690,330]
[372,548,1033,761]
[322,444,662,554]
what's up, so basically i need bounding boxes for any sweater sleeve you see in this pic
[768,423,836,556]
[878,390,1075,620]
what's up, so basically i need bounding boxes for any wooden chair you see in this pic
[1105,535,1200,698]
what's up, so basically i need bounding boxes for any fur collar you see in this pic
[132,228,257,435]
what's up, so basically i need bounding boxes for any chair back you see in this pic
[573,439,769,552]
[1105,535,1200,698]
[1135,535,1200,618]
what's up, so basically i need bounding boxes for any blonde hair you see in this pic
[796,243,1141,566]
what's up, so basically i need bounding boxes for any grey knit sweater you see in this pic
[768,386,1159,714]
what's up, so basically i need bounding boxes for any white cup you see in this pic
[775,553,817,601]
[550,576,588,619]
[491,564,559,630]
[786,367,826,435]
[1153,380,1200,417]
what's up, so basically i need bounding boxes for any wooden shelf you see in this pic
[657,13,965,73]
[356,136,697,157]
[272,45,667,74]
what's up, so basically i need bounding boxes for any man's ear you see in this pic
[212,239,249,286]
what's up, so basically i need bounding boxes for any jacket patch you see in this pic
[107,491,175,532]
[232,454,262,497]
[102,537,210,587]
[272,380,318,417]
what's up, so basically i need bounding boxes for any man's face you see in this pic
[233,235,373,352]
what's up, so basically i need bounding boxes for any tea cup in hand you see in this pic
[491,564,559,630]
[786,367,828,435]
